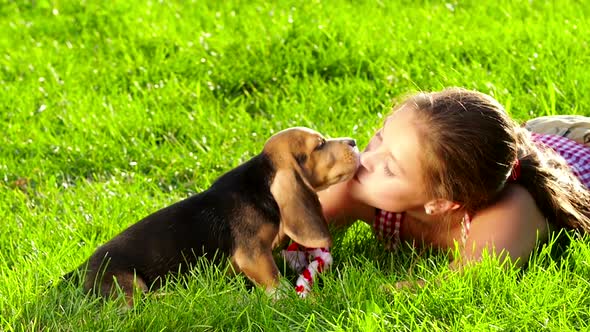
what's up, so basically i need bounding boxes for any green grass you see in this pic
[2,0,590,330]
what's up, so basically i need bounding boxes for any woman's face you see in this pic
[349,106,430,213]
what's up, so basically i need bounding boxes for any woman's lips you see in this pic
[353,167,366,184]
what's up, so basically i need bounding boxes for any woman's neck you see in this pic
[402,208,468,248]
[405,208,467,230]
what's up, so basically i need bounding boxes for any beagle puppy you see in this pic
[66,127,359,305]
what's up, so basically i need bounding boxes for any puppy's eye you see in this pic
[315,139,326,151]
[295,154,307,165]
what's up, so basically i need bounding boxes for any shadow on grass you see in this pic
[16,257,277,331]
[328,220,589,283]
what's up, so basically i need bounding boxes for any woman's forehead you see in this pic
[385,104,413,122]
[384,106,416,131]
[383,110,422,162]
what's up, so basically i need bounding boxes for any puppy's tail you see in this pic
[61,270,79,283]
[48,267,83,292]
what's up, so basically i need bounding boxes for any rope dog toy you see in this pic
[281,242,333,298]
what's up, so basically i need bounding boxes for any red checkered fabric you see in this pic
[530,132,590,188]
[372,210,403,250]
[373,210,471,250]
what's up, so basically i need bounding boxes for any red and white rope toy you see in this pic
[281,242,332,298]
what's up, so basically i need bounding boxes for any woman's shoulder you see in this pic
[469,184,548,244]
[462,184,550,266]
[475,184,542,221]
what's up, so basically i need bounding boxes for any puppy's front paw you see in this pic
[265,279,292,302]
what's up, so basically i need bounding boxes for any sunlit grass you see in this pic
[2,0,590,330]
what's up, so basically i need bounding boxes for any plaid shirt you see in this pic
[373,210,471,250]
[372,210,403,250]
[531,132,590,188]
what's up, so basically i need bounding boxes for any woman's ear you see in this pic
[423,199,461,215]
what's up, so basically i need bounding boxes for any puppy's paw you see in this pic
[265,279,292,302]
[396,279,425,290]
[379,279,426,294]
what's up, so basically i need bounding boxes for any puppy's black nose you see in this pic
[345,139,356,147]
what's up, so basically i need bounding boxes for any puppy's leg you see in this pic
[232,247,281,294]
[108,271,149,307]
[86,269,148,307]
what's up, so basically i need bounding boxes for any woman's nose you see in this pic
[360,150,378,172]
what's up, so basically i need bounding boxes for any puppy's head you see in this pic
[265,127,360,248]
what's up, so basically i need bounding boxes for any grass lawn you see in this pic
[2,0,590,330]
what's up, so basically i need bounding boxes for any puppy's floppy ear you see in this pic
[270,169,332,248]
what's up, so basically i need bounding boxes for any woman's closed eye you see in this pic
[383,164,395,177]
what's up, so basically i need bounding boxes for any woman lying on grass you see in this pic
[318,87,590,277]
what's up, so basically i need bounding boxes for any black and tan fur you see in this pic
[65,127,359,305]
